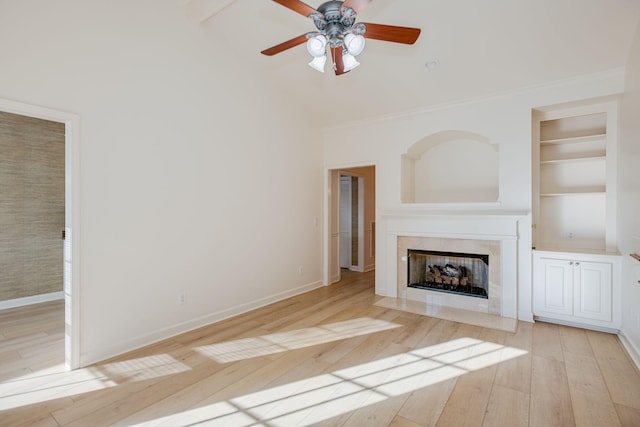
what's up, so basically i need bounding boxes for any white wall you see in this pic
[619,19,640,364]
[0,0,324,364]
[324,70,625,322]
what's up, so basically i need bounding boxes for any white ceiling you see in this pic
[192,0,640,126]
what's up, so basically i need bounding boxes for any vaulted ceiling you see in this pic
[184,0,640,126]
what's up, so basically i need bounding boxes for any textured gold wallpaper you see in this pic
[0,111,65,301]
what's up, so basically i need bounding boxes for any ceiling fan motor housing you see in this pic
[313,1,358,47]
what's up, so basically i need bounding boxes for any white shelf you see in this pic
[540,133,606,146]
[541,192,605,197]
[540,155,606,165]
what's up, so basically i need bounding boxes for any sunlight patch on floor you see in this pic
[135,337,528,426]
[0,353,190,411]
[0,365,115,411]
[195,317,402,363]
[99,354,191,382]
[0,319,399,413]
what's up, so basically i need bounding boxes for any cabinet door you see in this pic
[574,261,612,322]
[535,258,573,316]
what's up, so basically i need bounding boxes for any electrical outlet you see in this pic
[298,266,304,276]
[568,232,574,240]
[178,292,186,305]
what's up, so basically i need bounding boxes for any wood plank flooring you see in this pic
[1,270,640,426]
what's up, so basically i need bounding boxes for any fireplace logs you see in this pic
[416,263,486,297]
[426,264,469,285]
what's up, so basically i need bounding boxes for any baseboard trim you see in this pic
[518,313,535,323]
[364,264,375,273]
[533,316,619,334]
[618,329,640,372]
[0,292,64,310]
[80,280,324,366]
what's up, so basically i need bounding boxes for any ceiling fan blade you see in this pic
[342,0,372,14]
[330,46,348,76]
[272,0,319,18]
[261,34,309,56]
[360,23,421,44]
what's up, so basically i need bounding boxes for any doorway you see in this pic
[325,165,376,285]
[0,99,80,369]
[339,175,362,270]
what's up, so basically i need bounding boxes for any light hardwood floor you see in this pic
[1,270,640,426]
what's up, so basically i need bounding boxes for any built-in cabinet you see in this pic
[533,251,620,330]
[532,100,621,331]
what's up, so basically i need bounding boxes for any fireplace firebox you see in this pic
[407,249,489,299]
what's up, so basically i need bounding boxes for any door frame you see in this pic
[0,98,81,369]
[324,163,376,286]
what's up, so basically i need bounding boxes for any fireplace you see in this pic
[407,249,489,299]
[397,235,504,316]
[373,212,525,319]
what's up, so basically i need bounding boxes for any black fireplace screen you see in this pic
[407,249,489,299]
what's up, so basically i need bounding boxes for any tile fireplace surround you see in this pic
[399,236,501,314]
[377,211,527,320]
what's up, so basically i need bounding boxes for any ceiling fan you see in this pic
[261,0,421,75]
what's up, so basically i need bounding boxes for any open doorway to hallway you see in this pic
[0,100,80,370]
[326,165,376,285]
[0,111,65,374]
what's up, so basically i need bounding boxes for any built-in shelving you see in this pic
[532,102,620,330]
[533,105,617,253]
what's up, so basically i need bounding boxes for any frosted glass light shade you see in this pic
[342,52,360,72]
[308,55,326,72]
[306,35,327,57]
[344,33,365,56]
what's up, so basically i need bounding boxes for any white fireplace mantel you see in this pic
[376,210,529,319]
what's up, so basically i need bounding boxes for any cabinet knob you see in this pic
[569,261,574,265]
[575,262,580,266]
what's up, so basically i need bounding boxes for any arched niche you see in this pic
[401,130,499,204]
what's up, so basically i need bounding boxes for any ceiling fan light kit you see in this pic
[306,34,327,57]
[344,33,365,56]
[308,54,327,72]
[341,52,360,72]
[262,0,421,76]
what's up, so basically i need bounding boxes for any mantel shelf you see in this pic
[381,209,529,219]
